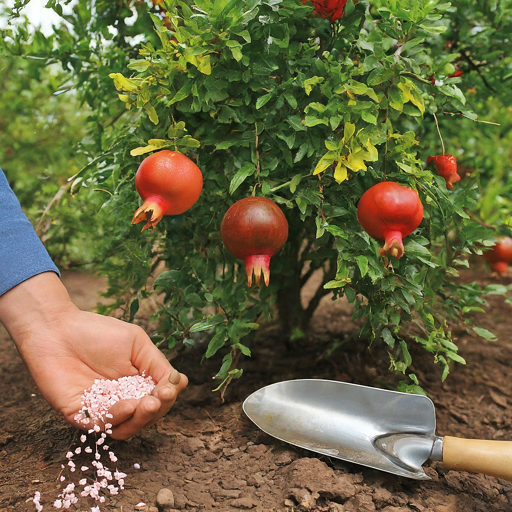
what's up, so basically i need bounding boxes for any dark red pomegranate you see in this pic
[131,150,203,232]
[357,182,424,259]
[427,154,461,189]
[302,0,348,22]
[484,237,512,275]
[221,197,289,286]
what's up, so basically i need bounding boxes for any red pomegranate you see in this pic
[302,0,347,22]
[131,150,203,232]
[357,182,424,259]
[221,197,289,286]
[426,154,461,189]
[484,237,512,275]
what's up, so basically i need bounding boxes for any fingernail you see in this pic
[169,369,181,385]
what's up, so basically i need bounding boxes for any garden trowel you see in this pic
[243,379,512,482]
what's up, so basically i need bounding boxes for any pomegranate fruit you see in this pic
[221,197,288,286]
[131,150,203,232]
[302,0,348,23]
[426,154,461,189]
[357,181,424,259]
[484,237,512,274]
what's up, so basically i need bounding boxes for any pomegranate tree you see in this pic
[427,154,461,189]
[357,182,424,259]
[221,197,288,286]
[45,0,510,394]
[484,237,512,274]
[131,150,203,232]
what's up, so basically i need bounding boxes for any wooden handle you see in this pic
[443,435,512,481]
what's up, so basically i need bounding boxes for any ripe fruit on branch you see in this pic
[357,182,424,259]
[428,70,463,85]
[426,154,461,189]
[132,150,203,232]
[221,197,289,286]
[484,237,512,275]
[302,0,348,23]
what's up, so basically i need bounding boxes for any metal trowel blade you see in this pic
[243,379,437,480]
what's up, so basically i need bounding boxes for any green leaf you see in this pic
[438,84,466,105]
[446,352,466,364]
[289,174,302,194]
[361,111,378,124]
[355,255,369,277]
[144,103,159,124]
[344,122,356,141]
[324,278,351,289]
[313,151,337,175]
[168,82,193,105]
[382,327,395,348]
[205,331,228,358]
[287,115,306,131]
[399,340,412,368]
[229,163,256,194]
[389,86,404,111]
[129,298,139,322]
[127,60,151,72]
[304,76,324,95]
[473,326,497,341]
[483,284,508,295]
[230,46,243,61]
[236,343,251,356]
[284,92,297,109]
[190,321,219,333]
[256,91,274,109]
[196,54,212,75]
[154,270,183,288]
[109,72,139,92]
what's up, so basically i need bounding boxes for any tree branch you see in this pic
[460,50,497,93]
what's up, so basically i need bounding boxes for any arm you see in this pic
[0,169,187,439]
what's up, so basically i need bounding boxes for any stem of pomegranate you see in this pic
[433,113,445,155]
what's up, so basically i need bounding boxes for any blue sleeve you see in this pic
[0,167,60,296]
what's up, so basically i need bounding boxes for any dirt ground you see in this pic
[2,266,512,512]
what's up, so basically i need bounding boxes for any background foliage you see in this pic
[3,0,512,394]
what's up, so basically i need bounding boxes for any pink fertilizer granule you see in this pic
[34,374,155,511]
[74,373,155,426]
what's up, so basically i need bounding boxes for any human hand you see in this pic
[0,272,188,440]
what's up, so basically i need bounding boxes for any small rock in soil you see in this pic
[246,444,267,458]
[156,488,175,509]
[285,458,358,501]
[343,493,376,512]
[180,437,205,455]
[221,477,247,490]
[173,493,189,509]
[372,487,395,507]
[246,472,265,487]
[229,497,259,509]
[289,487,320,510]
[275,449,298,466]
[217,489,242,499]
[203,450,218,462]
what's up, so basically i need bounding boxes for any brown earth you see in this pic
[1,266,512,512]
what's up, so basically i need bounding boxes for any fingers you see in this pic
[152,368,188,402]
[109,396,161,440]
[107,370,188,440]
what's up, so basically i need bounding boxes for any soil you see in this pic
[2,265,512,512]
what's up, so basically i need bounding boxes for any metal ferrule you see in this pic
[429,436,444,461]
